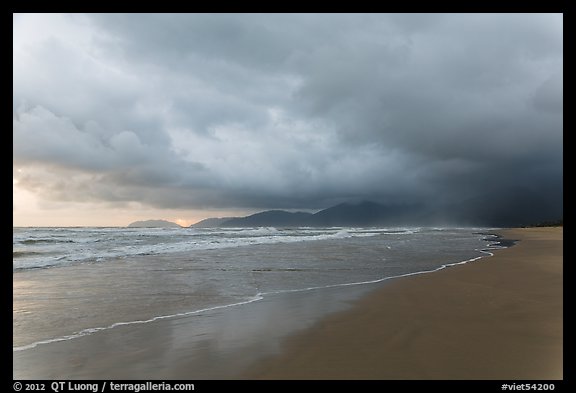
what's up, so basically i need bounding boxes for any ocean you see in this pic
[13,226,503,358]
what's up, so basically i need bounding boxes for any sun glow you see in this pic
[173,218,192,227]
[13,182,243,227]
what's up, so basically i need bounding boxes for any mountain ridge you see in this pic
[190,194,563,228]
[191,201,430,228]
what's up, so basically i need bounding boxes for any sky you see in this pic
[13,13,563,227]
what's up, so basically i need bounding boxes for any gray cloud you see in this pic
[13,13,563,222]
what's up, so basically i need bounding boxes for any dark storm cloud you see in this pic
[13,13,562,221]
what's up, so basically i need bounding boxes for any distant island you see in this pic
[128,219,181,228]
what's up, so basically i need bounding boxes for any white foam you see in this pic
[13,294,264,352]
[15,227,400,271]
[14,238,506,353]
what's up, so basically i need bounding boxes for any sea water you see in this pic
[13,227,502,353]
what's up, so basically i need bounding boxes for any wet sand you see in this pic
[241,227,563,379]
[13,276,378,379]
[14,228,562,380]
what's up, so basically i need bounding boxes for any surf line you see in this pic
[14,236,507,352]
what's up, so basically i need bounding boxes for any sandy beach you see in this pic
[13,227,562,380]
[241,227,563,380]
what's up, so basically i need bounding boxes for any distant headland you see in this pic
[127,220,181,228]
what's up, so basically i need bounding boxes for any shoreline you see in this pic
[240,227,563,380]
[14,230,497,355]
[13,228,561,379]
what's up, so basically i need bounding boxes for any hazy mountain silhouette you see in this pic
[309,201,425,227]
[192,201,426,228]
[221,210,313,227]
[128,219,181,228]
[189,197,562,228]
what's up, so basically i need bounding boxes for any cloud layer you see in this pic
[13,13,563,222]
